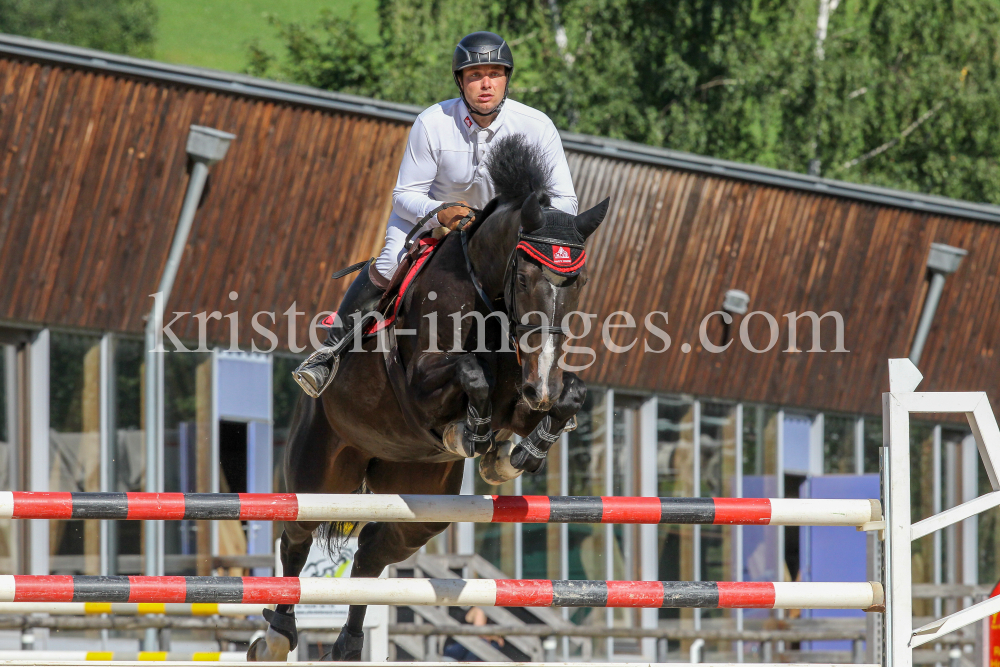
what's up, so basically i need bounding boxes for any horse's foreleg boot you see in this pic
[441,354,495,457]
[442,401,495,457]
[510,373,587,472]
[329,626,366,661]
[246,608,297,662]
[509,415,563,473]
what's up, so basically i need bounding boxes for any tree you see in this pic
[247,0,1000,204]
[0,0,157,58]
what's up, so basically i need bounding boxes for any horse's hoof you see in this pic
[441,421,474,458]
[246,628,290,662]
[329,626,365,661]
[479,440,523,485]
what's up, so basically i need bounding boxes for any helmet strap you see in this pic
[455,69,512,118]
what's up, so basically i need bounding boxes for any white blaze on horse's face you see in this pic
[517,265,579,412]
[514,194,610,412]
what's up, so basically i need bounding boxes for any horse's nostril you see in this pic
[522,385,538,402]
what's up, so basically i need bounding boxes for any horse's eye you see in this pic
[516,274,528,289]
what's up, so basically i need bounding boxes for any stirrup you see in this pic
[292,345,341,398]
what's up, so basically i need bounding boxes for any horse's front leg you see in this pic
[440,353,496,458]
[510,372,587,473]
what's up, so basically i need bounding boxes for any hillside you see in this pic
[152,0,378,72]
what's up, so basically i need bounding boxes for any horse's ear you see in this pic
[520,192,544,233]
[574,197,610,240]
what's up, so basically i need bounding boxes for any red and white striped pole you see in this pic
[0,492,881,526]
[0,576,884,610]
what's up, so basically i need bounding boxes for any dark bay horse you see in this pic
[248,134,609,661]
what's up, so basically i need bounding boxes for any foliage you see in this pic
[0,0,157,57]
[247,0,1000,204]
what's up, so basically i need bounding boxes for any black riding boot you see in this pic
[293,261,387,397]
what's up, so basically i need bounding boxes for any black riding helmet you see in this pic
[453,31,514,117]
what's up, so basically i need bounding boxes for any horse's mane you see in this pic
[485,133,553,207]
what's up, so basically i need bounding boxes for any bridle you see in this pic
[404,201,579,357]
[462,218,578,357]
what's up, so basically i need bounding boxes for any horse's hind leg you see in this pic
[248,522,317,661]
[247,394,369,662]
[330,459,465,661]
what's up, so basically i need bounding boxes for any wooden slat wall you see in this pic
[0,58,405,341]
[1,54,997,416]
[568,153,993,414]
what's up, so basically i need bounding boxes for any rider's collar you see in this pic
[458,99,505,137]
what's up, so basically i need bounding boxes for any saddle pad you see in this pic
[321,237,441,335]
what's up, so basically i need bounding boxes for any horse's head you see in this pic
[511,192,609,411]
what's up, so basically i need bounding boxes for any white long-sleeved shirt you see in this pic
[390,98,578,229]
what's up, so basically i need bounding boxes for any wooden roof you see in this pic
[2,36,998,416]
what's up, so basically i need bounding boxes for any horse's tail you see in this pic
[315,478,369,558]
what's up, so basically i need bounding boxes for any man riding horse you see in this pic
[246,31,609,663]
[293,30,579,397]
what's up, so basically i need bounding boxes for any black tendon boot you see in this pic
[293,262,387,397]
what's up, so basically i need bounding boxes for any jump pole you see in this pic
[0,663,879,667]
[0,602,262,617]
[0,652,245,663]
[0,576,883,610]
[0,493,881,526]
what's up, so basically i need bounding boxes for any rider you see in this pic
[293,30,579,397]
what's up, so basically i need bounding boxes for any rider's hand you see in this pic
[437,201,473,230]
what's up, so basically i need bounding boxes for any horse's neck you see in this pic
[467,207,519,299]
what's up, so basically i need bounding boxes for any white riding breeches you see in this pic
[374,216,413,281]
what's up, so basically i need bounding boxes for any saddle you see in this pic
[325,204,481,453]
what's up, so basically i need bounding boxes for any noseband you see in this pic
[407,200,580,352]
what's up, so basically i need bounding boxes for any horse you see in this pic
[247,134,609,662]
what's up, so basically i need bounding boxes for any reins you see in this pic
[331,201,576,357]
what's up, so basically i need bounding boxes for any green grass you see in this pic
[152,0,379,73]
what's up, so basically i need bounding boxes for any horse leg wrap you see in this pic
[465,402,495,456]
[262,607,298,650]
[511,415,562,473]
[330,626,366,661]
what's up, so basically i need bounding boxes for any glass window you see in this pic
[863,417,882,474]
[272,354,303,494]
[49,332,102,574]
[699,402,736,629]
[977,427,1000,586]
[0,346,6,442]
[740,406,780,636]
[565,390,607,634]
[909,421,936,616]
[611,394,647,655]
[823,415,856,474]
[742,406,779,482]
[112,337,144,574]
[657,397,693,623]
[163,350,211,575]
[520,437,562,581]
[0,348,11,573]
[474,470,516,577]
